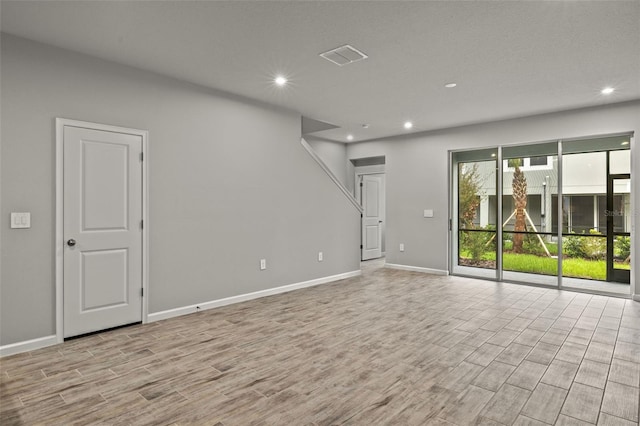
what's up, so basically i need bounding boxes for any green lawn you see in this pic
[461,251,629,281]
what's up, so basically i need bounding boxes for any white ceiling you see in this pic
[2,1,639,143]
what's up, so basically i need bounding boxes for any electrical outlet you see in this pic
[260,259,266,270]
[318,251,323,262]
[399,243,405,252]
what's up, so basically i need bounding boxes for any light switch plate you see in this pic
[11,212,31,229]
[424,209,434,218]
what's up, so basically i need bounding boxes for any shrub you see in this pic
[582,230,606,260]
[503,231,513,249]
[615,236,631,260]
[564,230,606,260]
[461,228,492,260]
[523,233,546,256]
[564,234,585,258]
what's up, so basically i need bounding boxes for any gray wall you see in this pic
[347,101,640,288]
[0,35,360,346]
[305,138,349,188]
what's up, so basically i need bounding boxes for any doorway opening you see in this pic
[351,156,386,261]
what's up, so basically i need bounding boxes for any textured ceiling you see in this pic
[2,1,639,142]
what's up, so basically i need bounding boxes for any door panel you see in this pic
[361,175,383,260]
[365,182,379,216]
[82,141,129,230]
[64,126,143,338]
[82,249,128,311]
[365,226,379,250]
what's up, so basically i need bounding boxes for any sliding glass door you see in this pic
[452,149,497,279]
[451,134,632,297]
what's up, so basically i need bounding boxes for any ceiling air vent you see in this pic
[320,44,368,66]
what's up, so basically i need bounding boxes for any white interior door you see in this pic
[63,125,143,338]
[361,174,383,260]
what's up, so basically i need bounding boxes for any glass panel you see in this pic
[562,150,629,295]
[610,150,630,174]
[562,233,607,279]
[457,160,497,270]
[597,194,626,235]
[458,230,497,269]
[507,158,524,168]
[569,196,595,233]
[612,178,631,274]
[502,144,557,285]
[453,148,498,163]
[597,195,607,234]
[613,236,631,271]
[561,152,606,285]
[529,156,548,166]
[612,179,631,233]
[563,135,632,154]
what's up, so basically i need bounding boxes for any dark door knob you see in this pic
[67,239,76,247]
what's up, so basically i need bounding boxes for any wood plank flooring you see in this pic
[2,262,640,425]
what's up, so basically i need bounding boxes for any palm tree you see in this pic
[512,160,527,253]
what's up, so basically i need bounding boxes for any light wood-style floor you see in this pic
[2,261,640,425]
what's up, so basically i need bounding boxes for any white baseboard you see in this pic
[385,263,449,276]
[633,294,640,302]
[1,271,362,357]
[0,335,58,358]
[148,270,362,323]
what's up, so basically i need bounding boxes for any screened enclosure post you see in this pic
[497,146,503,281]
[557,140,563,288]
[606,151,612,283]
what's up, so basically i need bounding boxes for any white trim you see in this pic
[300,138,363,213]
[630,134,636,298]
[0,335,58,357]
[148,270,361,322]
[55,118,149,343]
[142,130,150,326]
[385,263,449,276]
[56,120,64,343]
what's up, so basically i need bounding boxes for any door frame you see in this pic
[356,171,386,259]
[55,118,149,343]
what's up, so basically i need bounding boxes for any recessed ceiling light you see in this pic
[274,75,287,86]
[601,87,614,95]
[621,141,629,146]
[404,121,413,129]
[347,134,354,141]
[444,83,457,88]
[362,124,370,129]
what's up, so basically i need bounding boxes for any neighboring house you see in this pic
[470,150,631,235]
